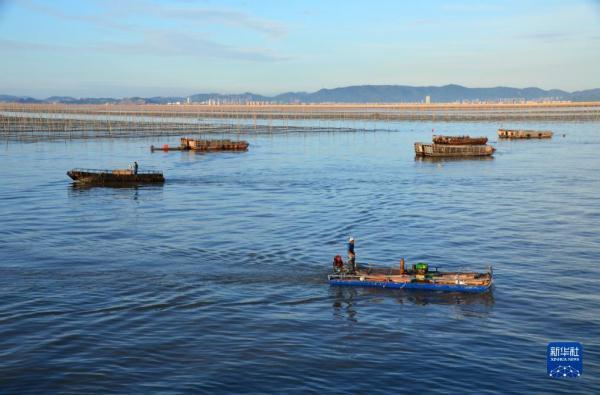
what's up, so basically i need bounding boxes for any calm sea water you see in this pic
[1,121,599,393]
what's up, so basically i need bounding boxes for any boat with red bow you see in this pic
[151,137,249,152]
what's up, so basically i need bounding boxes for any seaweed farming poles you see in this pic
[0,113,363,142]
[2,102,600,142]
[0,114,216,141]
[2,102,600,123]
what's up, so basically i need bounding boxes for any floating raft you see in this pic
[415,135,495,157]
[151,138,249,152]
[432,135,488,145]
[329,263,493,293]
[67,168,165,186]
[498,129,553,139]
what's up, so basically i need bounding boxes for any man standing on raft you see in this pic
[348,237,356,273]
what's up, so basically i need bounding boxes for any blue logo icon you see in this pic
[547,342,583,378]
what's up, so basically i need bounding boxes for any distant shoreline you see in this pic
[3,83,599,104]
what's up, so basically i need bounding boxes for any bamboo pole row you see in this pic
[0,114,364,142]
[1,102,599,142]
[1,102,600,122]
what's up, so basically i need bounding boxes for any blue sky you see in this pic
[0,0,599,97]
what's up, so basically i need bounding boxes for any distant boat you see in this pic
[67,168,165,186]
[414,143,496,157]
[151,137,250,152]
[498,129,553,139]
[180,137,249,151]
[329,260,493,293]
[432,135,488,145]
[415,134,495,157]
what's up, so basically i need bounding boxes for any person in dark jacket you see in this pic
[133,161,138,175]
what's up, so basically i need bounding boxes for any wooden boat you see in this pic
[432,135,488,145]
[415,134,495,157]
[414,142,495,157]
[152,138,250,152]
[67,168,165,186]
[498,129,553,139]
[329,259,492,293]
[180,138,249,151]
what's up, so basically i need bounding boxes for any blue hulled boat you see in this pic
[329,260,493,293]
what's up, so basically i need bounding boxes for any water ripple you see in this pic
[1,123,599,393]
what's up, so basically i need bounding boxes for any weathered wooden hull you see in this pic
[329,269,493,293]
[180,138,249,151]
[414,143,495,157]
[432,135,488,145]
[67,170,165,186]
[498,129,553,139]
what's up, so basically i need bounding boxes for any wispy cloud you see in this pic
[0,33,290,62]
[20,0,287,37]
[11,0,290,62]
[154,7,287,38]
[92,29,291,61]
[19,0,136,31]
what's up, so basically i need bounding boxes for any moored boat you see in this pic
[498,129,553,139]
[180,137,249,151]
[151,138,250,152]
[329,258,493,293]
[67,168,165,186]
[414,142,495,157]
[432,135,488,145]
[415,134,495,157]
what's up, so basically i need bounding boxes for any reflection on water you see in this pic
[415,155,495,163]
[332,287,359,322]
[332,286,494,322]
[68,183,164,198]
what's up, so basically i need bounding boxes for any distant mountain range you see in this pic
[2,84,599,104]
